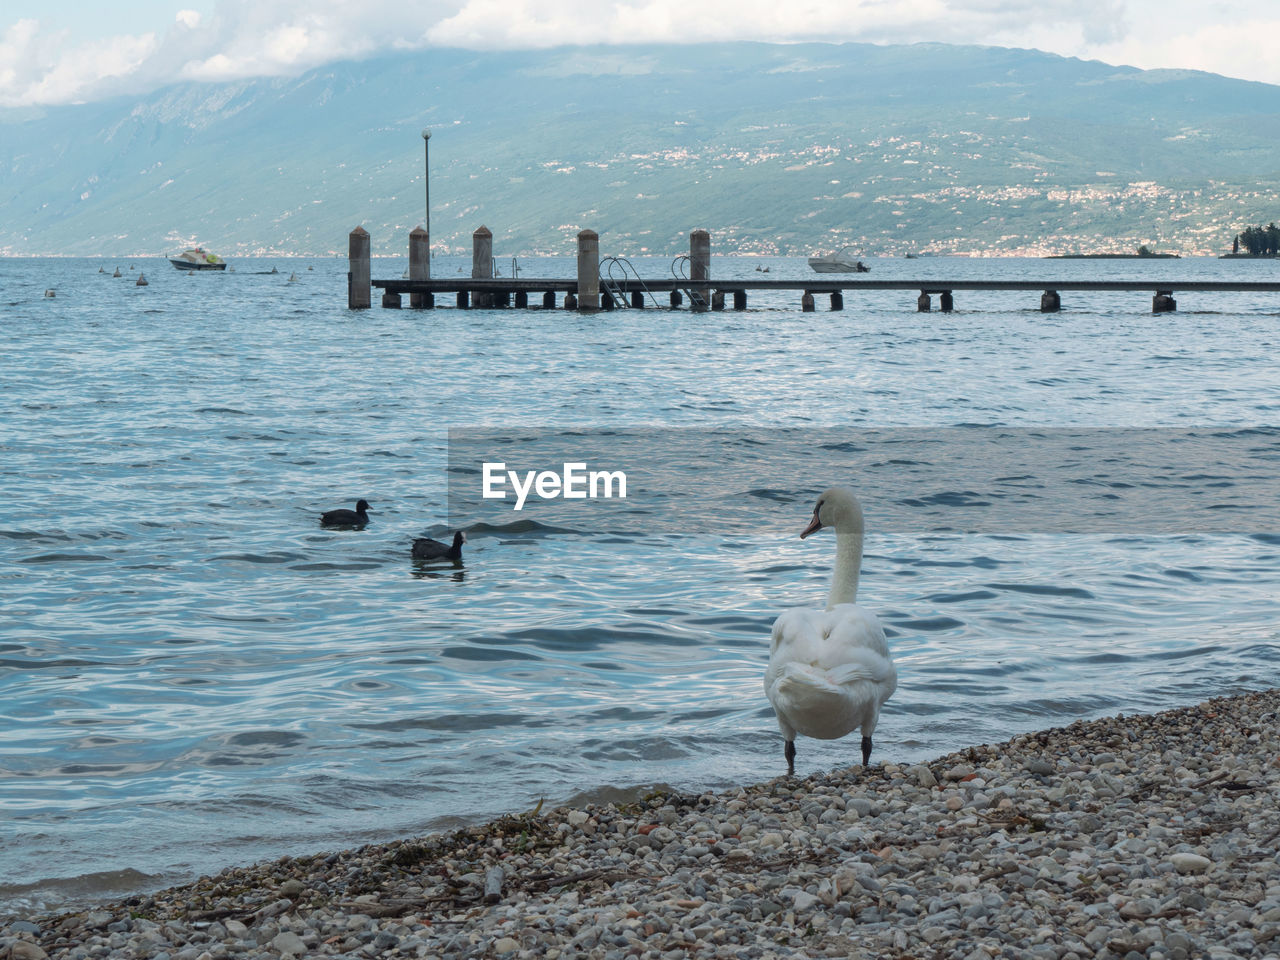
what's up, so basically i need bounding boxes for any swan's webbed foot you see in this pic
[861,735,873,767]
[784,740,795,776]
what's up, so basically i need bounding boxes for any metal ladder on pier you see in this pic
[599,256,661,309]
[670,255,706,310]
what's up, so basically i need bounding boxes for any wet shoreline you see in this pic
[5,688,1278,959]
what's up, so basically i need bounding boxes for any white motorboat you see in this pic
[168,247,227,271]
[808,247,869,273]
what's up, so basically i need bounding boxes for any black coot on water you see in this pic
[321,499,371,527]
[412,531,466,563]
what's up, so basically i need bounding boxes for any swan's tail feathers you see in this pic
[773,659,895,704]
[823,658,896,688]
[768,657,896,741]
[771,665,851,722]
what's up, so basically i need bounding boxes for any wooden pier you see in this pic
[351,227,1280,314]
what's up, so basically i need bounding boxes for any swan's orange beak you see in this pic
[800,513,822,539]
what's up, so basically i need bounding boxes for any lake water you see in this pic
[2,254,1279,917]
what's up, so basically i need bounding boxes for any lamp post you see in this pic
[421,128,432,278]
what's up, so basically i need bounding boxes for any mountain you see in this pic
[3,42,1279,257]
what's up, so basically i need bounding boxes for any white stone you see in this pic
[1170,853,1212,874]
[910,764,938,788]
[271,930,307,956]
[793,891,819,911]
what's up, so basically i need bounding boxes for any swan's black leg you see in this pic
[784,740,795,776]
[861,736,873,766]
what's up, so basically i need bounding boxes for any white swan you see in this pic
[765,486,897,775]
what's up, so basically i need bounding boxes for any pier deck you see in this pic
[374,278,1280,295]
[369,276,1280,314]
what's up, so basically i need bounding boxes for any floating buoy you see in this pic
[113,267,121,277]
[229,266,235,272]
[136,273,148,286]
[287,272,298,282]
[44,289,55,297]
[269,267,278,274]
[98,266,105,273]
[130,264,135,270]
[307,265,313,271]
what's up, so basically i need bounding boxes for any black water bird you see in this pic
[321,499,371,527]
[412,531,466,563]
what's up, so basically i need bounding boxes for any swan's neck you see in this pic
[827,530,863,610]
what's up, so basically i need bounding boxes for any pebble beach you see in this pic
[5,688,1279,960]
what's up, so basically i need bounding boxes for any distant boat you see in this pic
[168,247,227,271]
[808,247,870,273]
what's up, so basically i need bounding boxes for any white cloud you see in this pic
[1091,18,1280,86]
[0,18,158,105]
[0,0,1276,107]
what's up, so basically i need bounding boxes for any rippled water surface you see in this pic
[2,254,1279,915]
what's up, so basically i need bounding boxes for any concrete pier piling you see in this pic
[802,292,815,312]
[1153,291,1177,313]
[348,226,371,309]
[1041,290,1061,313]
[940,291,954,313]
[830,292,843,311]
[690,229,711,312]
[472,226,493,308]
[917,292,931,312]
[577,230,600,311]
[409,227,430,308]
[733,291,747,311]
[543,291,556,309]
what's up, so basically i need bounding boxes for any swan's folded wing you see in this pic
[826,604,891,660]
[770,608,823,656]
[773,605,888,657]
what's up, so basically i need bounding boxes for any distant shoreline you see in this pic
[1047,253,1180,259]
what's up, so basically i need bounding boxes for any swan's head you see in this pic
[800,486,864,538]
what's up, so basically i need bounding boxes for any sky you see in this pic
[2,0,1278,107]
